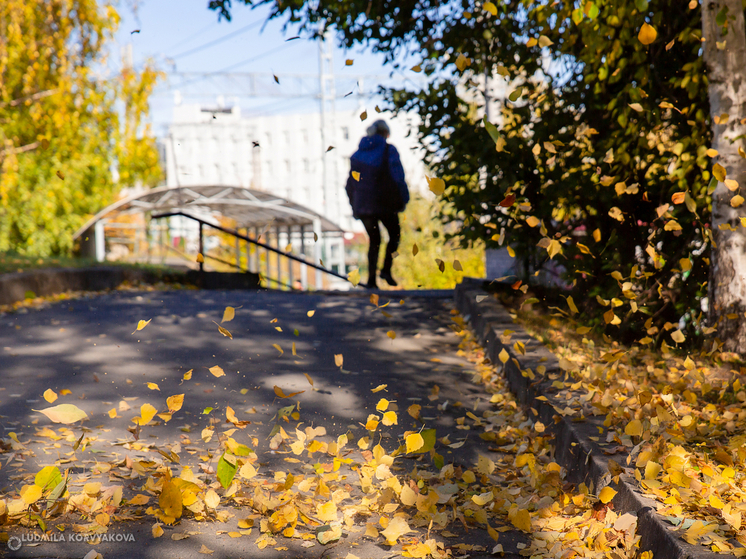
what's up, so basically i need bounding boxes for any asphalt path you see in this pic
[0,286,529,558]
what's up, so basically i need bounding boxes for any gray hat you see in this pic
[366,119,390,137]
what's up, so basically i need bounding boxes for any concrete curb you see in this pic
[454,278,729,559]
[0,266,261,306]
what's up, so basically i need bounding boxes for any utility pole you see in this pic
[319,30,337,223]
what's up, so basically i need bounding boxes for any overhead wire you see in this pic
[162,21,219,54]
[170,18,264,60]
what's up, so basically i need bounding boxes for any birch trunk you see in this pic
[704,0,746,353]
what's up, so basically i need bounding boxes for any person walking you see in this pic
[345,119,409,289]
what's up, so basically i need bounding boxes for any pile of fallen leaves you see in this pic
[508,295,746,555]
[0,296,654,559]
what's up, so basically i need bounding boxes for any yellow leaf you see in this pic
[147,382,160,391]
[713,163,727,182]
[273,343,283,355]
[599,486,617,504]
[410,64,422,72]
[732,194,745,208]
[317,501,338,522]
[351,171,361,181]
[34,404,88,424]
[274,386,304,398]
[304,373,314,387]
[128,494,150,506]
[566,296,579,315]
[138,403,157,426]
[335,354,344,367]
[166,394,184,413]
[183,369,193,381]
[381,516,412,545]
[387,330,396,339]
[455,53,470,71]
[725,179,739,191]
[507,245,515,258]
[43,389,57,403]
[133,319,151,334]
[706,148,719,157]
[427,176,446,195]
[196,253,204,263]
[526,216,540,227]
[453,259,463,271]
[671,330,686,343]
[376,398,390,411]
[345,59,353,66]
[348,268,360,286]
[239,463,257,479]
[483,1,497,15]
[204,489,220,509]
[477,455,496,475]
[209,365,225,377]
[198,544,214,555]
[472,492,494,506]
[382,411,397,426]
[498,348,509,363]
[538,35,553,47]
[638,23,657,45]
[21,484,43,505]
[360,110,368,122]
[526,37,538,47]
[625,419,643,437]
[152,524,164,538]
[108,408,117,418]
[371,384,387,392]
[511,509,532,532]
[159,480,183,519]
[628,103,644,112]
[221,306,236,323]
[318,525,342,544]
[214,322,233,339]
[406,433,424,453]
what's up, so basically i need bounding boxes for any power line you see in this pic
[170,19,264,60]
[163,21,219,54]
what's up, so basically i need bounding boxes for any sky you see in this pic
[112,0,413,137]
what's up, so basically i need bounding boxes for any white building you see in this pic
[164,103,426,234]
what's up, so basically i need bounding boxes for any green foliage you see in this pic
[213,0,713,344]
[0,0,162,257]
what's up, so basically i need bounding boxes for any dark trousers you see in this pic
[361,213,400,284]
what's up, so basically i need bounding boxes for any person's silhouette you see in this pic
[345,120,409,288]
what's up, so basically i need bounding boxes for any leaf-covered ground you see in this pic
[506,291,746,555]
[0,286,655,558]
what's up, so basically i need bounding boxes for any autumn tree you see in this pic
[0,1,162,256]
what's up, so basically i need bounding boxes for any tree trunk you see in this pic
[704,0,746,352]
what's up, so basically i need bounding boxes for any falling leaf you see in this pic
[351,171,361,182]
[273,73,279,84]
[387,330,396,340]
[43,389,57,403]
[35,404,88,424]
[412,243,419,256]
[307,310,315,317]
[209,366,225,377]
[526,38,538,48]
[371,384,387,393]
[427,176,446,195]
[455,53,470,71]
[137,403,157,426]
[499,193,516,207]
[411,64,422,72]
[132,319,151,334]
[538,35,553,47]
[483,2,497,15]
[334,354,344,367]
[183,369,193,381]
[348,268,361,286]
[345,59,353,66]
[212,321,233,339]
[360,110,367,121]
[166,394,184,413]
[628,103,643,112]
[638,23,657,45]
[221,306,236,323]
[671,330,686,343]
[196,253,204,263]
[671,192,686,204]
[453,259,463,271]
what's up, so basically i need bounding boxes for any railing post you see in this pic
[287,226,294,289]
[275,226,282,290]
[313,217,322,289]
[198,221,204,273]
[299,225,308,290]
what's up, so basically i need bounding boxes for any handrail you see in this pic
[150,211,351,284]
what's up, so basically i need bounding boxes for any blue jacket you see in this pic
[346,134,409,217]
